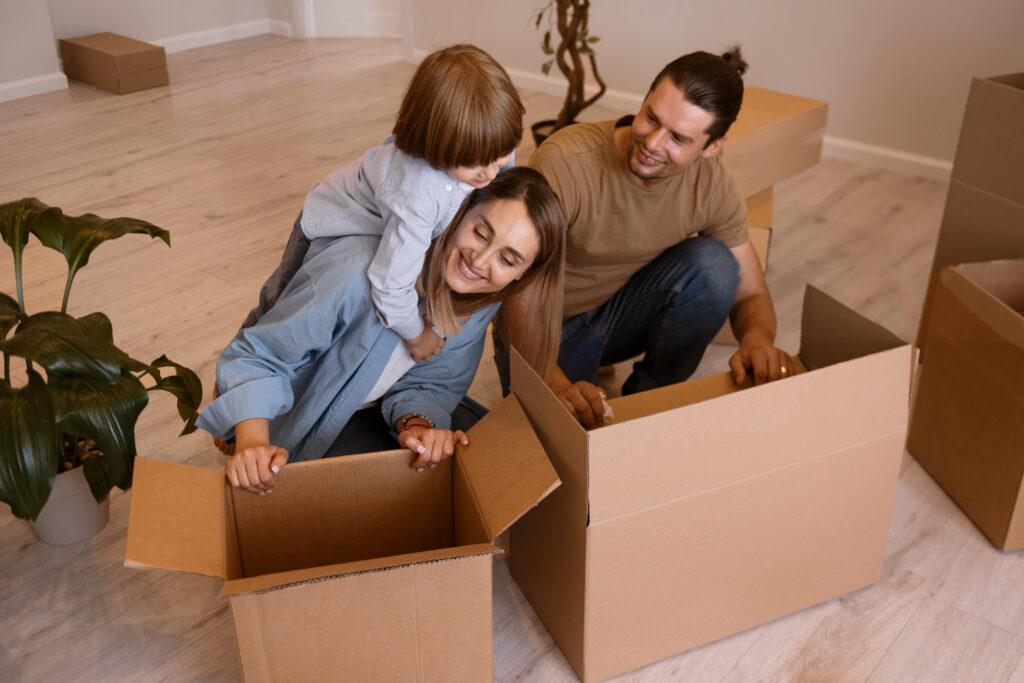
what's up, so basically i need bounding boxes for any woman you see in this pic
[197,167,565,494]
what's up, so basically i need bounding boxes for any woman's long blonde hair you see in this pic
[419,167,565,378]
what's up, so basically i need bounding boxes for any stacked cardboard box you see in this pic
[908,259,1024,551]
[917,73,1024,350]
[59,33,168,95]
[126,396,559,682]
[507,286,912,682]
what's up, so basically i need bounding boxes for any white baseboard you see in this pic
[0,71,68,103]
[153,19,293,54]
[823,135,952,182]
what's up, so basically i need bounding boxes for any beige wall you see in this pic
[0,0,65,98]
[45,0,271,43]
[408,0,1024,177]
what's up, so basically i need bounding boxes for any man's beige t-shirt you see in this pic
[529,117,749,319]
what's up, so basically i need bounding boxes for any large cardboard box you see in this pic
[125,396,559,682]
[508,286,912,682]
[725,86,829,199]
[907,259,1024,551]
[917,73,1024,350]
[59,32,169,95]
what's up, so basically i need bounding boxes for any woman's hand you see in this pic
[398,426,468,470]
[225,445,290,494]
[225,418,289,494]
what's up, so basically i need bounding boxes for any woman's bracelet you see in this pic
[397,413,435,433]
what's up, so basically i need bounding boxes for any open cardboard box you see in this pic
[725,86,828,199]
[917,73,1024,350]
[908,259,1024,551]
[126,395,559,682]
[507,285,912,682]
[59,32,169,95]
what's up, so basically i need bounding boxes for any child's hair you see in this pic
[420,167,565,378]
[393,44,525,169]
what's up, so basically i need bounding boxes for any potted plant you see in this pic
[531,0,607,146]
[0,198,202,544]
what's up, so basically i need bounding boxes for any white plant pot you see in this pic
[27,466,110,545]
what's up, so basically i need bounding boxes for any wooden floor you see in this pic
[1,35,1022,682]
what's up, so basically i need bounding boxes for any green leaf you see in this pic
[146,354,204,435]
[28,206,170,308]
[589,36,600,43]
[542,60,553,76]
[49,371,148,498]
[542,30,551,53]
[0,292,22,340]
[30,208,170,271]
[0,311,122,384]
[534,10,544,28]
[0,371,61,521]
[0,198,47,253]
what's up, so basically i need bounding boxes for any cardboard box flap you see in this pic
[932,261,1024,388]
[799,284,907,370]
[951,75,1024,207]
[455,393,561,543]
[509,348,590,518]
[220,543,498,597]
[125,457,240,580]
[954,258,1024,325]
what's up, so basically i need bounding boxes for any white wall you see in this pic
[407,0,1024,178]
[0,1,66,101]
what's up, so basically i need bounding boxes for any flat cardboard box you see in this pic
[125,395,559,682]
[59,32,168,95]
[917,73,1024,349]
[907,259,1024,551]
[725,86,829,198]
[507,285,912,682]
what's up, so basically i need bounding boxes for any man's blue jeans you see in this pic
[495,236,740,395]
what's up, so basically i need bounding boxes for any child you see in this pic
[240,44,524,362]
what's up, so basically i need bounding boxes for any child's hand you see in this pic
[404,325,444,362]
[398,426,468,470]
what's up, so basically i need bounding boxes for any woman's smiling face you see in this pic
[444,198,540,295]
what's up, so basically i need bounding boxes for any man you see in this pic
[497,48,794,427]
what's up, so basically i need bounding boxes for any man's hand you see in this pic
[398,426,468,470]
[729,335,795,386]
[555,379,608,429]
[404,325,445,362]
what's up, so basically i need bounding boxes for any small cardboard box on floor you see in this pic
[908,259,1024,551]
[507,285,912,683]
[59,32,168,94]
[917,72,1024,350]
[125,396,558,682]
